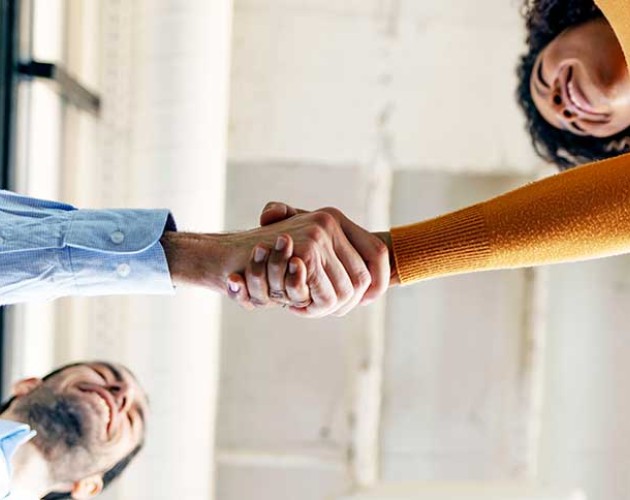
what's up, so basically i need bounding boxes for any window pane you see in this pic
[32,0,63,62]
[66,0,101,91]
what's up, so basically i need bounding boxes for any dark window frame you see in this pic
[0,0,101,398]
[0,0,19,398]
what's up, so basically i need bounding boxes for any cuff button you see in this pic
[110,231,125,244]
[116,263,131,278]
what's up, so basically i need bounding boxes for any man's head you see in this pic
[516,0,630,169]
[0,361,148,499]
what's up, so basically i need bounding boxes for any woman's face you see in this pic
[531,17,630,138]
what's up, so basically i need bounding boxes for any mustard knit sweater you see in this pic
[390,0,630,284]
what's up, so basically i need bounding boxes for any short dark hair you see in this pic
[40,443,143,500]
[0,362,145,500]
[516,0,630,170]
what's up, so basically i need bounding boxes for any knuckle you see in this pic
[337,284,354,304]
[249,265,266,280]
[263,201,280,211]
[305,224,328,244]
[269,289,286,300]
[268,253,285,267]
[250,297,268,308]
[354,269,372,290]
[318,292,336,310]
[321,206,342,219]
[312,211,336,231]
[373,239,389,260]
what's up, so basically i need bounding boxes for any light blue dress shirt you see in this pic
[0,190,175,304]
[0,419,36,499]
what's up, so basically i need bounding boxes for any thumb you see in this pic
[260,202,304,226]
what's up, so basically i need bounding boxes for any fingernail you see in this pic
[275,237,286,251]
[254,247,267,263]
[289,262,297,274]
[228,281,240,293]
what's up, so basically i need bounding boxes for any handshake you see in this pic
[161,202,397,318]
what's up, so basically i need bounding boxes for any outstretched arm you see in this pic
[0,190,376,316]
[161,208,382,318]
[233,151,630,313]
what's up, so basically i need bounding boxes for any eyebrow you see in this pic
[537,59,550,88]
[100,362,124,383]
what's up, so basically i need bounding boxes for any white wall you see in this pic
[5,1,626,500]
[222,1,628,500]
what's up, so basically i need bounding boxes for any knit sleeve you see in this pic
[391,153,630,284]
[596,0,630,70]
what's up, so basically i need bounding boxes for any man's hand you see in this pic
[160,208,379,318]
[226,235,312,313]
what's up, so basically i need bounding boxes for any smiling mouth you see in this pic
[83,389,115,435]
[564,67,609,121]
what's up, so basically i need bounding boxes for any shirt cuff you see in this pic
[65,208,176,297]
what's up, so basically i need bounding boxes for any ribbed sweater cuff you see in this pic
[390,206,492,284]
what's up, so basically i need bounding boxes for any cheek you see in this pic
[530,89,556,128]
[605,115,630,137]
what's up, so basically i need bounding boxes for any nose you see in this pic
[551,88,576,121]
[107,381,134,412]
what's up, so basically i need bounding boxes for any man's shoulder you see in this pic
[0,420,35,500]
[0,449,10,499]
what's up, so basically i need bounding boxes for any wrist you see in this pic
[373,231,400,286]
[161,231,244,293]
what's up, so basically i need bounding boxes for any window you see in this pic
[1,0,101,394]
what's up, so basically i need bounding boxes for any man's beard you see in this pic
[13,386,97,474]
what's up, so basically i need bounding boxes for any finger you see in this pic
[304,211,370,316]
[226,274,255,311]
[293,212,361,317]
[286,257,310,308]
[260,201,305,226]
[267,234,293,303]
[245,245,272,307]
[323,209,390,305]
[328,232,371,316]
[302,260,339,318]
[345,223,390,305]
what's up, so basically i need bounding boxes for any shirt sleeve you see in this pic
[0,190,176,305]
[391,152,630,284]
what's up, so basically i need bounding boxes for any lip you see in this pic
[562,66,610,121]
[82,386,116,436]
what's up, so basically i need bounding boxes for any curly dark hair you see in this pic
[516,0,630,170]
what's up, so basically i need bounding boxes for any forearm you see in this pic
[390,153,630,284]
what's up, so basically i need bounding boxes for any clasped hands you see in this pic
[226,202,394,318]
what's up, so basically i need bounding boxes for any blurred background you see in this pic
[0,0,626,499]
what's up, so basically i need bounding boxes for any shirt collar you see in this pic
[0,420,36,474]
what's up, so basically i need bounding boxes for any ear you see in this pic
[71,475,104,499]
[12,377,42,397]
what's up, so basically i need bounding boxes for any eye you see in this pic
[571,122,585,133]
